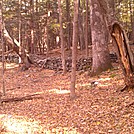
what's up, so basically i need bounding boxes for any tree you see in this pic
[85,0,89,57]
[66,0,71,49]
[111,22,134,89]
[58,0,66,74]
[0,1,6,96]
[0,6,31,70]
[90,0,112,76]
[29,0,35,54]
[78,0,85,50]
[18,0,22,64]
[70,0,79,99]
[129,0,134,43]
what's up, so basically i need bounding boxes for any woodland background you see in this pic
[1,0,134,54]
[0,0,134,133]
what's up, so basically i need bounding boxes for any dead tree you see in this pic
[3,27,31,70]
[111,22,134,90]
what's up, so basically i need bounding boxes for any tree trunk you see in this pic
[85,0,89,57]
[66,0,71,49]
[0,2,6,96]
[18,0,22,64]
[129,1,134,43]
[0,4,31,71]
[129,22,134,44]
[90,0,112,76]
[30,0,35,54]
[58,0,66,74]
[0,1,39,71]
[107,0,116,24]
[70,0,79,99]
[4,27,31,70]
[78,0,85,50]
[111,22,134,89]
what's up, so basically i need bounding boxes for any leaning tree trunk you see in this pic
[111,22,134,89]
[3,27,31,70]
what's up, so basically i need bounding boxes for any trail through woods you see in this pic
[0,48,134,133]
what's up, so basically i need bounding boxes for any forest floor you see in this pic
[0,48,134,134]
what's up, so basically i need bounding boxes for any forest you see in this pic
[0,0,134,133]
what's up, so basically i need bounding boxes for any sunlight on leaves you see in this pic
[0,114,80,133]
[0,114,44,133]
[0,63,19,69]
[49,88,70,94]
[98,78,111,81]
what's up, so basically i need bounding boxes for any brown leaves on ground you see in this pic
[0,63,134,134]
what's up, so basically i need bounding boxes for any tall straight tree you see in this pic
[0,1,5,96]
[18,0,22,64]
[78,0,85,50]
[90,0,112,76]
[85,0,89,57]
[66,0,71,49]
[30,0,34,53]
[58,0,66,74]
[70,0,79,99]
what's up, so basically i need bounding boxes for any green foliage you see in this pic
[115,0,134,32]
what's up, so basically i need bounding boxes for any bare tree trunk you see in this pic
[58,0,66,74]
[0,2,6,96]
[111,22,134,89]
[66,0,71,49]
[90,0,112,76]
[70,0,79,99]
[78,0,85,50]
[30,0,35,54]
[85,0,89,57]
[107,0,116,24]
[18,0,22,64]
[0,7,31,71]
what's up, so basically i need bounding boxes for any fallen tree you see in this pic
[111,22,134,89]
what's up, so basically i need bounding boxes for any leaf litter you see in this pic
[0,62,134,134]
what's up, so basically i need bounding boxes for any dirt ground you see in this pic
[0,61,134,134]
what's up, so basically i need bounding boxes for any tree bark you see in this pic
[18,0,22,64]
[4,27,31,70]
[85,0,89,57]
[111,22,134,88]
[30,0,35,54]
[78,0,85,50]
[0,11,30,70]
[90,0,112,76]
[58,0,66,74]
[70,0,79,99]
[66,0,71,49]
[0,2,6,96]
